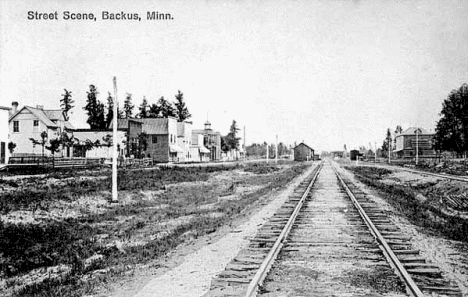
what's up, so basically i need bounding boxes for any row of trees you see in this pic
[81,85,192,129]
[28,131,113,158]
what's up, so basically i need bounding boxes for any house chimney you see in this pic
[11,101,18,114]
[36,105,44,109]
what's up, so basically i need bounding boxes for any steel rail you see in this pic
[398,166,468,183]
[244,162,323,297]
[362,162,468,183]
[332,164,425,297]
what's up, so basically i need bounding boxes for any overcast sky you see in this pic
[1,0,467,152]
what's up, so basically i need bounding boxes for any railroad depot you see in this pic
[293,142,315,161]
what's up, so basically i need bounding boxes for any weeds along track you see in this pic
[205,162,462,297]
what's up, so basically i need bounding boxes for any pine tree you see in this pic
[158,96,176,118]
[106,92,124,128]
[381,128,392,157]
[83,85,106,129]
[148,103,161,118]
[174,90,191,122]
[224,120,241,151]
[106,92,114,128]
[138,96,149,118]
[60,89,74,121]
[123,93,134,119]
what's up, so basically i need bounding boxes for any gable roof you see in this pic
[10,106,58,128]
[138,118,169,134]
[397,127,431,136]
[9,106,75,130]
[111,118,173,134]
[294,142,314,151]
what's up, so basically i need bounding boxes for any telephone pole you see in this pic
[275,134,278,164]
[112,76,118,203]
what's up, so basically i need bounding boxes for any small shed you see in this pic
[293,143,314,161]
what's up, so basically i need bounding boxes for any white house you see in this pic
[0,105,11,165]
[9,103,75,157]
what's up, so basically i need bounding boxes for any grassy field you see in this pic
[345,166,468,243]
[0,162,308,296]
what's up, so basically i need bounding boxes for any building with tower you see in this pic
[192,120,222,161]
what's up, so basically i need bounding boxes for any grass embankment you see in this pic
[0,162,307,296]
[345,166,468,242]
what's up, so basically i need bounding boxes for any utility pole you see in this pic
[388,134,391,164]
[415,128,421,165]
[275,134,278,164]
[374,142,377,163]
[112,76,118,203]
[244,126,246,160]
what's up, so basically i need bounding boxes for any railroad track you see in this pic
[205,162,461,297]
[362,162,468,183]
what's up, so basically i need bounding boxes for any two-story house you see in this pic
[394,127,436,158]
[9,102,74,157]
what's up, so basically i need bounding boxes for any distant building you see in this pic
[331,151,344,158]
[192,121,221,161]
[394,127,436,158]
[191,134,210,162]
[111,117,185,162]
[72,129,127,158]
[0,105,11,165]
[177,121,193,162]
[294,142,314,161]
[9,102,74,157]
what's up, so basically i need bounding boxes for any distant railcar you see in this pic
[350,150,359,161]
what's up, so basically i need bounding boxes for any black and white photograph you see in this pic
[1,0,468,296]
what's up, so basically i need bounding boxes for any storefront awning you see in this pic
[169,144,184,153]
[199,146,210,154]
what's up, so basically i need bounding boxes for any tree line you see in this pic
[83,85,192,129]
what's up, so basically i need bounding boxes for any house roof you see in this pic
[397,127,432,136]
[294,142,314,151]
[111,118,173,134]
[0,106,10,111]
[139,118,169,134]
[10,106,58,128]
[9,106,75,130]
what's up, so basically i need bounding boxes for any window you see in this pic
[33,120,39,127]
[152,135,157,144]
[13,121,19,132]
